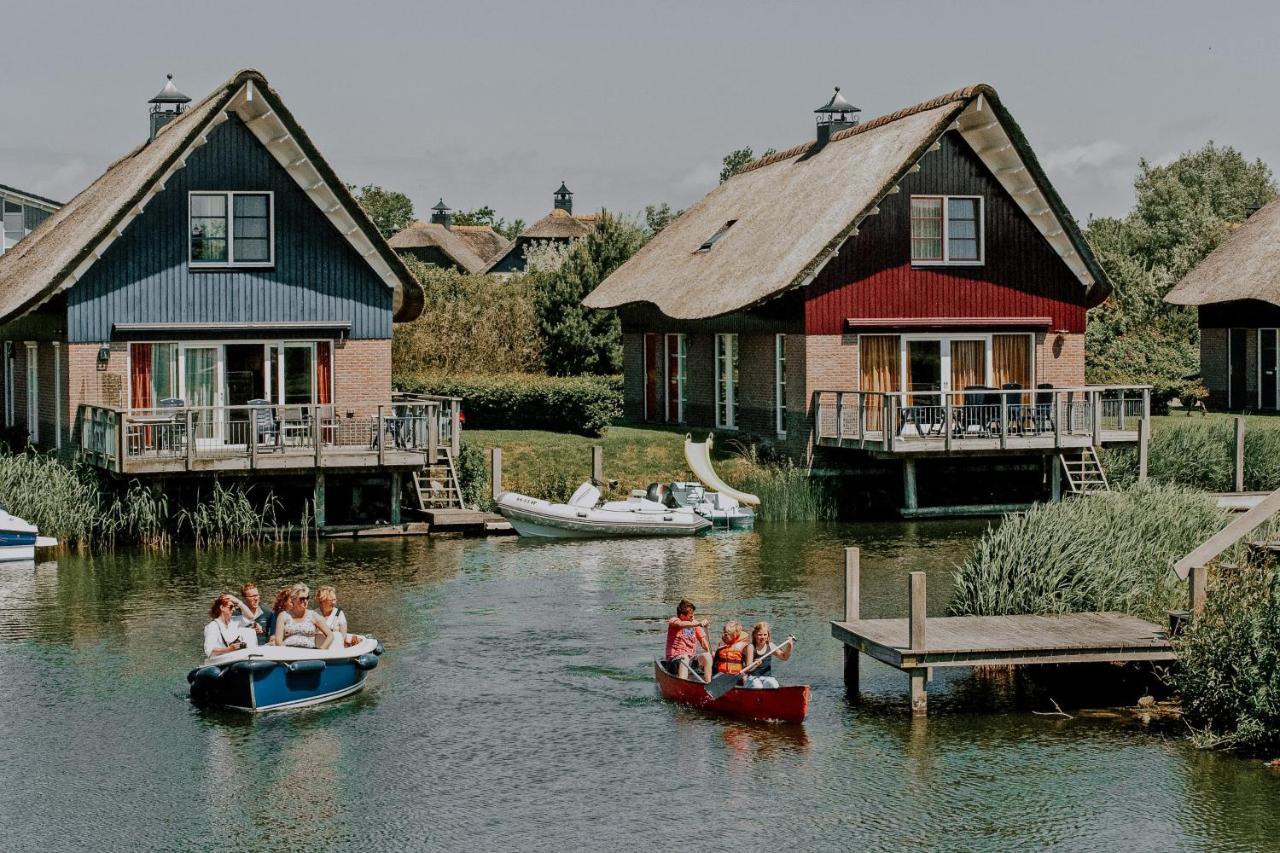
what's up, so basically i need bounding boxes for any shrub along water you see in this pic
[395,372,623,436]
[949,484,1228,623]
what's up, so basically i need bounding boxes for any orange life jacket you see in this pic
[714,643,744,675]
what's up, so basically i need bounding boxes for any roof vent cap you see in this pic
[814,86,861,145]
[430,198,452,228]
[148,73,192,142]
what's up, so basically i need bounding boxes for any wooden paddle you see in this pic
[705,637,794,699]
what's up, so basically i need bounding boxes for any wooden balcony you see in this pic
[77,394,462,476]
[813,386,1150,457]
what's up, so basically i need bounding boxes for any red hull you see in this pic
[653,662,809,723]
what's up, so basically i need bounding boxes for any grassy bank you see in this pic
[463,424,835,520]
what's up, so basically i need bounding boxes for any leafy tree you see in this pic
[533,211,644,375]
[349,184,414,239]
[643,202,681,236]
[1084,142,1276,403]
[719,146,777,183]
[452,205,526,241]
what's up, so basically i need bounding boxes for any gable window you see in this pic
[910,195,983,264]
[190,192,274,266]
[715,333,738,429]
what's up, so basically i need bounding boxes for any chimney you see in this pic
[148,73,192,141]
[553,181,573,215]
[430,198,452,228]
[814,86,861,146]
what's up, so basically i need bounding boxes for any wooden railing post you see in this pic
[490,447,504,500]
[249,405,258,469]
[451,398,461,457]
[835,393,844,442]
[377,405,386,466]
[944,394,953,452]
[1234,416,1246,493]
[314,405,323,467]
[1189,563,1208,616]
[115,411,125,474]
[1138,418,1150,484]
[185,410,194,470]
[844,546,860,622]
[426,401,439,461]
[1091,390,1103,446]
[1118,391,1127,431]
[999,392,1009,450]
[882,396,892,451]
[1054,391,1063,449]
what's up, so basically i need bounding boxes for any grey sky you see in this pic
[3,0,1278,226]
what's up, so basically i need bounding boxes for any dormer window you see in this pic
[697,219,737,253]
[910,195,983,265]
[190,191,273,266]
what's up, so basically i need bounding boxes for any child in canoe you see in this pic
[713,621,749,678]
[665,598,712,683]
[742,621,796,689]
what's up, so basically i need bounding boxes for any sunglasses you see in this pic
[297,596,309,602]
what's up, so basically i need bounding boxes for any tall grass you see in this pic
[0,451,103,547]
[1104,421,1280,491]
[949,484,1229,622]
[177,482,282,548]
[728,444,836,522]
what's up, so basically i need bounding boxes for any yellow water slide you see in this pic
[683,433,761,507]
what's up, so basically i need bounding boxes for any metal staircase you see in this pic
[1060,447,1110,495]
[410,449,465,509]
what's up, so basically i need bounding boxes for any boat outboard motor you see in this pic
[645,483,665,504]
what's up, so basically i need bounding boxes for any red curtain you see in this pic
[130,344,152,410]
[316,342,332,405]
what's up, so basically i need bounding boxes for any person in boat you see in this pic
[272,583,335,649]
[230,583,270,645]
[316,585,348,641]
[713,621,749,679]
[665,598,712,682]
[741,621,795,689]
[265,585,293,644]
[203,594,250,658]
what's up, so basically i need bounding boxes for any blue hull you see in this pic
[189,646,381,712]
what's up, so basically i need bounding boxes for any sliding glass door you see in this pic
[184,347,218,444]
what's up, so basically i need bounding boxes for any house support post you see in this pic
[313,471,326,530]
[592,445,604,484]
[491,447,504,500]
[1050,455,1062,502]
[902,459,918,513]
[389,471,402,525]
[1189,563,1208,617]
[1234,416,1246,493]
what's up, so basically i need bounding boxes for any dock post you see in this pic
[1234,417,1246,493]
[843,547,861,691]
[313,471,326,530]
[1138,418,1150,484]
[389,471,402,525]
[1189,563,1208,616]
[490,447,504,500]
[902,460,918,513]
[592,445,604,484]
[908,571,928,715]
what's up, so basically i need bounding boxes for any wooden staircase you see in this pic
[1060,447,1110,494]
[410,450,465,510]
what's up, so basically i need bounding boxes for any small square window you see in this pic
[190,192,273,266]
[697,219,737,253]
[910,195,982,264]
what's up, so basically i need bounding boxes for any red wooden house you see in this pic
[585,85,1149,512]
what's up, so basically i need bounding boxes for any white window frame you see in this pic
[2,198,26,255]
[910,194,985,266]
[665,333,686,423]
[188,191,275,268]
[3,342,12,428]
[858,332,1035,394]
[775,334,787,437]
[24,342,38,443]
[714,333,738,430]
[52,342,62,450]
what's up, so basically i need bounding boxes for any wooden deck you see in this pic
[819,428,1140,457]
[832,548,1176,715]
[420,508,513,535]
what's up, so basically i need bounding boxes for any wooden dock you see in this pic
[830,548,1175,715]
[421,508,513,535]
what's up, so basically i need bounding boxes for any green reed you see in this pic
[176,481,282,548]
[0,451,104,548]
[729,444,836,522]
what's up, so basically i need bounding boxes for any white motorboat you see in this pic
[0,505,58,562]
[496,483,712,539]
[665,481,755,529]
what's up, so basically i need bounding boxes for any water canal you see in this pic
[1,522,1277,851]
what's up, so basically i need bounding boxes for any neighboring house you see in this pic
[585,85,1149,512]
[485,182,597,274]
[1,183,61,255]
[0,69,464,527]
[388,199,511,273]
[1166,198,1280,410]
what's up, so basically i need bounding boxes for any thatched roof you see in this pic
[451,225,511,264]
[0,69,424,325]
[584,84,1109,319]
[1166,198,1280,307]
[522,208,596,240]
[388,221,489,273]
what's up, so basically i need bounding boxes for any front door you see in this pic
[1261,330,1277,410]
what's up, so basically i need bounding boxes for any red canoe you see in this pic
[653,661,810,723]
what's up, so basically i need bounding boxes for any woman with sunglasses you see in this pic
[271,583,335,649]
[202,594,249,658]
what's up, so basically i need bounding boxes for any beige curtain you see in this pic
[993,334,1032,402]
[950,340,986,403]
[859,336,899,431]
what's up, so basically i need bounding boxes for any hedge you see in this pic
[395,373,623,436]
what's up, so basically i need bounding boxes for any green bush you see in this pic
[1105,422,1280,491]
[1175,561,1280,754]
[454,440,489,509]
[949,484,1228,622]
[395,372,623,436]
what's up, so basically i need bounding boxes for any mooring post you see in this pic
[490,447,504,500]
[842,546,862,691]
[1138,418,1150,484]
[1234,416,1246,493]
[313,471,326,530]
[592,445,604,484]
[908,571,928,716]
[1189,563,1208,616]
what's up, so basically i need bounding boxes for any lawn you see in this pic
[463,423,754,499]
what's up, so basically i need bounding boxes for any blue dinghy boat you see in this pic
[188,637,383,712]
[0,505,58,562]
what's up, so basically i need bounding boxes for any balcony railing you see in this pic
[813,385,1150,453]
[78,396,462,474]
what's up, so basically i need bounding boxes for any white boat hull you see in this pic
[497,491,711,539]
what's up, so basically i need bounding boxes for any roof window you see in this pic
[697,220,737,253]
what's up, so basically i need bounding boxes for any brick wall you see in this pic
[1034,332,1085,388]
[1201,328,1228,408]
[621,332,645,422]
[735,333,778,435]
[333,338,392,418]
[686,334,715,427]
[66,341,127,448]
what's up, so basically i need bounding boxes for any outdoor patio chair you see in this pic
[158,397,185,453]
[279,406,311,446]
[1031,383,1056,434]
[956,386,992,436]
[247,398,278,449]
[1000,383,1028,434]
[896,390,945,438]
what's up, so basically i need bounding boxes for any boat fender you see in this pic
[353,653,380,671]
[230,659,278,674]
[189,665,224,683]
[373,641,385,656]
[284,659,326,673]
